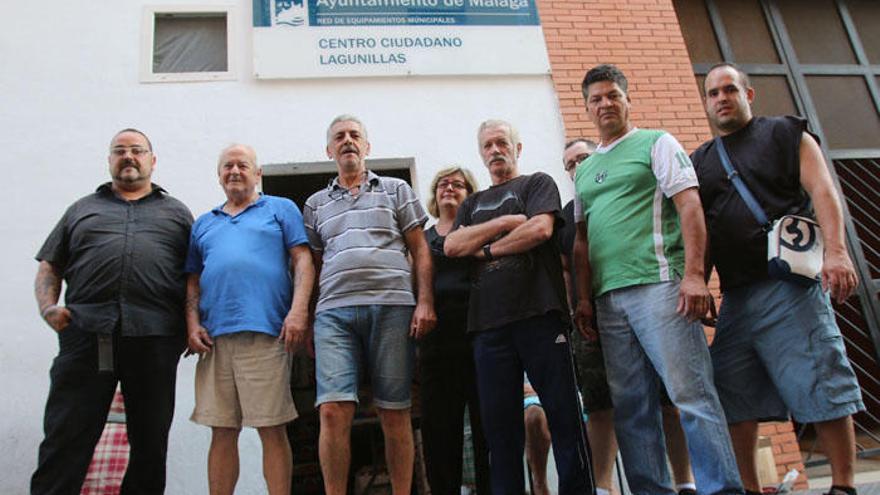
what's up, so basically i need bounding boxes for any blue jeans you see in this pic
[472,312,593,495]
[596,281,742,495]
[313,305,415,409]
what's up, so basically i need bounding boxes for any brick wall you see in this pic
[537,0,709,151]
[760,422,809,490]
[537,0,807,489]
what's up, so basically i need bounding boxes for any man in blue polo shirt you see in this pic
[185,143,315,495]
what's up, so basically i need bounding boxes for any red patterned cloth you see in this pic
[81,391,129,495]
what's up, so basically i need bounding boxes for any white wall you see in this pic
[0,1,570,492]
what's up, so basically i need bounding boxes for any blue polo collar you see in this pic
[212,193,266,216]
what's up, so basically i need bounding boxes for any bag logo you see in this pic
[595,170,607,184]
[767,214,823,286]
[779,217,818,252]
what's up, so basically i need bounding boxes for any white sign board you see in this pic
[252,0,551,78]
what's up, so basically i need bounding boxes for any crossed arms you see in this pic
[443,213,553,259]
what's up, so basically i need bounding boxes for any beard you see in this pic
[113,162,148,186]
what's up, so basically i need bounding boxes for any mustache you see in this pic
[341,145,358,154]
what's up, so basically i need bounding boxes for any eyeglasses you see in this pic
[437,180,467,190]
[111,146,151,157]
[564,153,590,172]
[328,172,370,200]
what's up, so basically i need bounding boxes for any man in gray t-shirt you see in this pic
[303,115,436,495]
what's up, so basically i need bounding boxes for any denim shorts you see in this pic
[712,279,865,423]
[313,305,415,409]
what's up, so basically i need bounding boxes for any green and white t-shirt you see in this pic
[574,128,697,297]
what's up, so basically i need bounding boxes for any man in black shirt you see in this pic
[32,128,192,494]
[692,64,863,495]
[445,119,592,495]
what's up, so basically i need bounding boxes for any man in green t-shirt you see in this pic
[571,64,743,495]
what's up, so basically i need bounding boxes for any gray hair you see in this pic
[477,119,520,152]
[217,143,259,170]
[326,114,369,144]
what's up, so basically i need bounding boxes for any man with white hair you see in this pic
[445,119,593,495]
[185,143,315,495]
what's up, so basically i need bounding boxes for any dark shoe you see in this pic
[824,487,856,495]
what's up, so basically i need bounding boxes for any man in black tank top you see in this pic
[692,63,864,495]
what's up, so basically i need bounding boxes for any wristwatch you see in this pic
[482,243,494,261]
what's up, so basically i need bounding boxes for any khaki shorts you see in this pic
[191,331,297,428]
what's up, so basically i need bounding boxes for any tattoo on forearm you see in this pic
[34,262,62,312]
[290,253,315,313]
[184,298,198,314]
[185,292,199,314]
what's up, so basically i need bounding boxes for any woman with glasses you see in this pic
[419,166,490,495]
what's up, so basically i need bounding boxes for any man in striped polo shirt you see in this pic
[303,115,436,495]
[571,64,743,495]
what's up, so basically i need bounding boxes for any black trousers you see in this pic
[472,313,594,495]
[418,322,491,495]
[31,325,183,495]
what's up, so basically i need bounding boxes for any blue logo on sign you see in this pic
[253,0,540,27]
[275,0,306,26]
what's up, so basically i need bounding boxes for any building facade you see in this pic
[2,0,878,492]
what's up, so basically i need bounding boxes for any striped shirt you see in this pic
[303,170,427,311]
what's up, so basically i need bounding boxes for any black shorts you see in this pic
[571,331,673,413]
